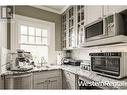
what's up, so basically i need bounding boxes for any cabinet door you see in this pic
[118,6,127,12]
[62,70,77,89]
[33,70,62,89]
[5,74,33,89]
[86,6,103,24]
[4,76,14,89]
[20,75,32,89]
[62,6,77,49]
[62,13,67,49]
[68,6,76,48]
[104,6,121,16]
[76,5,86,47]
[33,78,47,89]
[47,76,62,89]
[0,76,4,89]
[63,76,76,89]
[104,6,127,16]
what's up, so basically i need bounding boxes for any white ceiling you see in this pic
[33,5,69,14]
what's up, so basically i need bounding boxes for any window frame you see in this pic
[20,24,49,46]
[11,15,55,64]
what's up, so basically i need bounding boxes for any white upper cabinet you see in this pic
[62,6,127,49]
[104,6,127,16]
[86,6,103,24]
[119,6,127,12]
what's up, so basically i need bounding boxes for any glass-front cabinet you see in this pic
[62,13,67,49]
[62,5,86,49]
[76,5,86,47]
[62,6,76,49]
[68,6,76,48]
[62,5,127,50]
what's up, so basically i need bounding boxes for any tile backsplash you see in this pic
[56,51,66,65]
[71,45,127,60]
[56,44,127,64]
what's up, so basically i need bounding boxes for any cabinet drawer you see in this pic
[33,70,61,81]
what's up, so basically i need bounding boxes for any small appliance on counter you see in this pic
[80,60,91,71]
[61,50,81,66]
[89,52,127,79]
[7,49,34,72]
[62,58,81,66]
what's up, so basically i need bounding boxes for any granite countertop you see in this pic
[1,65,127,89]
[61,65,127,89]
[0,65,61,76]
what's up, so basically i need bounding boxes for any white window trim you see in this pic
[11,15,56,64]
[20,24,48,46]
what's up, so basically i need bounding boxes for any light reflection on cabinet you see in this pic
[76,5,86,47]
[62,13,67,49]
[68,6,75,48]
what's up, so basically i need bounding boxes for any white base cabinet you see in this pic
[33,70,62,89]
[4,73,33,89]
[62,70,78,89]
[0,76,4,89]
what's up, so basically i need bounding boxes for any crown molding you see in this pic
[32,5,69,14]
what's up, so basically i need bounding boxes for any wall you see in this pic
[8,5,62,51]
[71,45,127,61]
[0,6,7,48]
[0,22,7,48]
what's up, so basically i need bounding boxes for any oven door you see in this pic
[91,56,120,77]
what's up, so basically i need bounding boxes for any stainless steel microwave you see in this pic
[85,13,125,42]
[89,52,127,79]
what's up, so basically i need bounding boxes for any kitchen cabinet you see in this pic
[62,6,104,49]
[62,6,77,49]
[5,73,33,89]
[33,77,48,89]
[46,76,62,89]
[76,5,86,47]
[62,70,78,89]
[104,6,119,16]
[33,70,62,89]
[62,12,67,49]
[68,6,76,49]
[86,5,103,24]
[61,6,127,49]
[4,75,13,89]
[0,76,4,89]
[104,6,127,16]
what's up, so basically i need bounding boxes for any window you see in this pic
[20,25,48,64]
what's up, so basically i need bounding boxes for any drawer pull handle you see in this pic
[37,81,45,85]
